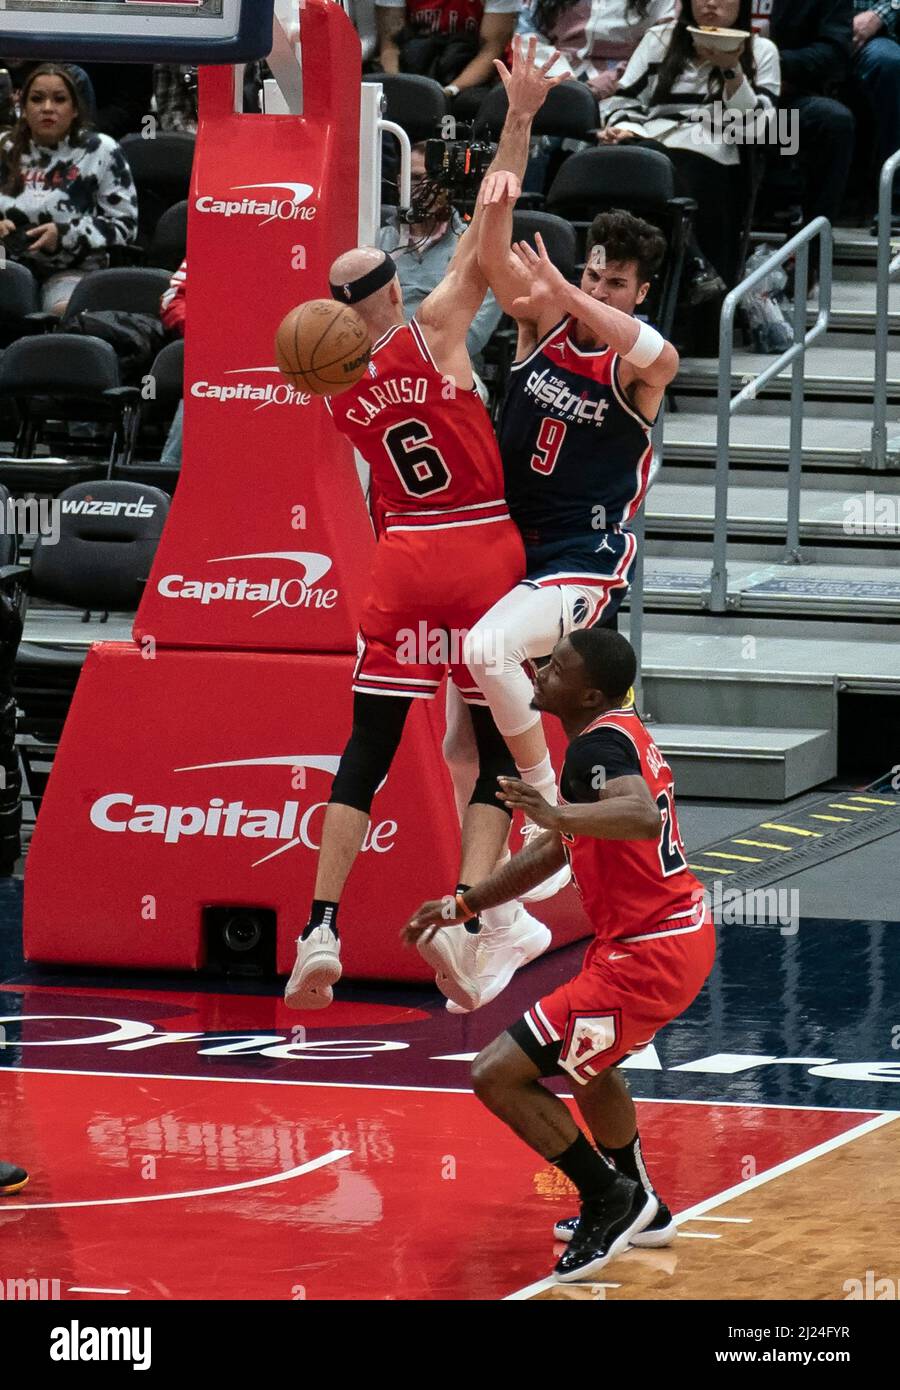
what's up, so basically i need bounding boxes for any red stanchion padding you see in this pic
[134,0,374,654]
[24,645,591,979]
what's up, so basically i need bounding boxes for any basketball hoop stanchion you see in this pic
[22,0,477,980]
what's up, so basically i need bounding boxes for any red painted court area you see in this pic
[0,1068,866,1301]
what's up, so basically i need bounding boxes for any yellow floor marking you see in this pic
[761,823,823,837]
[696,851,762,863]
[808,813,852,823]
[847,795,898,807]
[827,803,875,813]
[732,839,793,851]
[689,864,735,874]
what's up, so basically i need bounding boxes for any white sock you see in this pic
[517,754,558,806]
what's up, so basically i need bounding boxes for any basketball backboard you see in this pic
[0,0,275,63]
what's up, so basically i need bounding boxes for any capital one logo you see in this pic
[190,366,311,410]
[157,551,338,618]
[194,181,318,226]
[89,755,398,869]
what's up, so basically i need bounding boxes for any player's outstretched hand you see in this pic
[510,232,569,320]
[497,776,561,829]
[402,896,460,945]
[479,169,521,208]
[493,34,568,119]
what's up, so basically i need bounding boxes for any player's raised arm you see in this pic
[415,36,565,373]
[473,36,567,318]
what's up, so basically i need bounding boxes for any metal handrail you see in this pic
[871,149,900,470]
[710,217,833,613]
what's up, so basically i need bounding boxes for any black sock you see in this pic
[550,1133,617,1204]
[302,900,339,940]
[600,1132,653,1194]
[456,883,481,935]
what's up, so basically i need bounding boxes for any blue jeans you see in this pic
[854,36,900,184]
[161,399,183,466]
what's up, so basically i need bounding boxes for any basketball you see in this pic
[275,299,371,397]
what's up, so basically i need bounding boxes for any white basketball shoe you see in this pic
[518,819,571,902]
[440,904,552,1014]
[284,926,342,1010]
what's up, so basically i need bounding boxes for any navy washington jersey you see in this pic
[499,316,655,545]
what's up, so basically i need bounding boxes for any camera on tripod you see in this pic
[403,123,496,223]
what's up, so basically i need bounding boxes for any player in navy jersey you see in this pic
[406,628,714,1282]
[438,121,679,978]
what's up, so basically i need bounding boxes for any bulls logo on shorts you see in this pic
[560,1011,619,1083]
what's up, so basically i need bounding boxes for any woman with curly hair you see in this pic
[0,64,138,315]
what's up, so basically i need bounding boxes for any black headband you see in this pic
[330,253,397,306]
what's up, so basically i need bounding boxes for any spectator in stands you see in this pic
[375,0,520,118]
[160,258,186,466]
[599,0,781,291]
[518,0,677,97]
[7,60,153,139]
[850,2,900,229]
[0,64,138,315]
[154,65,198,133]
[377,142,502,372]
[767,0,854,273]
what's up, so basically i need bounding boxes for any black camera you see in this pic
[404,124,496,223]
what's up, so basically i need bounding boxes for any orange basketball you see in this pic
[275,298,371,397]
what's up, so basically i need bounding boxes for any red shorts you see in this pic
[513,909,716,1086]
[352,506,525,703]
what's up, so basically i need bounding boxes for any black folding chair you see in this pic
[120,132,196,248]
[147,200,188,272]
[546,146,696,337]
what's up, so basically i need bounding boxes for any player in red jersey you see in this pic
[406,627,715,1282]
[285,41,569,1013]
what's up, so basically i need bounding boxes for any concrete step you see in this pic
[809,276,900,333]
[630,554,900,617]
[676,345,900,402]
[645,472,898,542]
[649,723,836,801]
[662,410,884,470]
[619,612,900,694]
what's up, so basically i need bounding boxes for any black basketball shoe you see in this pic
[554,1176,657,1283]
[554,1197,675,1248]
[0,1161,28,1195]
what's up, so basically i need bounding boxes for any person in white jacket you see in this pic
[0,63,138,314]
[517,0,677,99]
[598,0,780,288]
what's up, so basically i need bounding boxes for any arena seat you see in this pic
[133,339,184,471]
[0,261,40,348]
[474,78,598,143]
[120,132,196,248]
[546,145,695,338]
[0,480,23,871]
[147,200,189,272]
[0,335,141,480]
[12,481,171,762]
[361,72,448,141]
[62,268,173,323]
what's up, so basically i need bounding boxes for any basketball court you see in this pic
[0,0,897,1334]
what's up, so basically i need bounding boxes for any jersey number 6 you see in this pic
[383,418,451,497]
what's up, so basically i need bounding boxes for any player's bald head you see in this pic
[328,247,400,318]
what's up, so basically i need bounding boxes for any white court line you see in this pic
[0,1065,892,1116]
[68,1287,130,1295]
[503,1111,898,1301]
[676,1231,721,1240]
[2,1148,351,1211]
[688,1215,751,1224]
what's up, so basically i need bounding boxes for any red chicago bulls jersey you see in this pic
[561,707,704,943]
[327,318,508,528]
[405,0,485,36]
